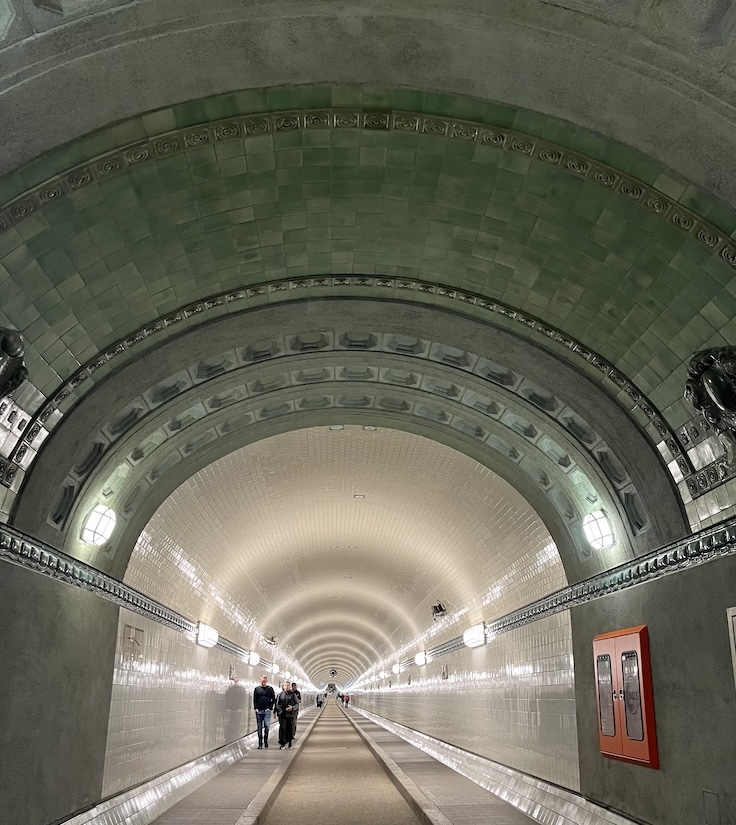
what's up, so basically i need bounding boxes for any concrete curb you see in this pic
[234,704,324,825]
[341,706,454,825]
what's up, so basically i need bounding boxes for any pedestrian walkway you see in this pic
[262,700,421,825]
[147,698,540,825]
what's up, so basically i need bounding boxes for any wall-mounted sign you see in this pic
[592,625,658,768]
[727,607,736,692]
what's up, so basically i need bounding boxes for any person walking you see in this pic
[225,676,247,742]
[290,681,302,737]
[275,680,299,749]
[253,674,276,749]
[344,692,350,708]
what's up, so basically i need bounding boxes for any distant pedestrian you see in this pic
[291,681,302,736]
[275,680,299,749]
[253,674,276,749]
[344,692,350,708]
[225,676,247,741]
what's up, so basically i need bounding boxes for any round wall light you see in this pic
[248,651,261,667]
[391,663,401,675]
[582,510,615,549]
[81,504,117,546]
[414,651,427,666]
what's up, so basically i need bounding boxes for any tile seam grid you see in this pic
[1,109,725,260]
[353,707,644,825]
[0,522,273,668]
[3,512,736,676]
[0,105,720,479]
[7,280,687,495]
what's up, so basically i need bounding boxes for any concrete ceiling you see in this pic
[2,0,734,680]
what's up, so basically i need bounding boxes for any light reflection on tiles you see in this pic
[103,607,263,796]
[354,613,578,791]
[353,705,639,825]
[63,735,251,825]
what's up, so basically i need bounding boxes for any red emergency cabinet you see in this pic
[592,625,658,768]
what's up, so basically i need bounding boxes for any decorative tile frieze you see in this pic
[4,513,736,687]
[0,108,728,273]
[0,523,274,668]
[7,273,684,500]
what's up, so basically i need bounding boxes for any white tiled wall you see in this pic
[102,608,265,796]
[355,610,578,791]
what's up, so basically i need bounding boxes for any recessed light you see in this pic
[353,494,366,499]
[347,545,357,549]
[328,425,344,430]
[363,425,377,431]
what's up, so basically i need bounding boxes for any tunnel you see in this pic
[1,2,736,824]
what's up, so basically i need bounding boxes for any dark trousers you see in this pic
[278,714,294,746]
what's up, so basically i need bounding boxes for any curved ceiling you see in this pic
[3,1,736,205]
[1,1,733,686]
[124,424,569,685]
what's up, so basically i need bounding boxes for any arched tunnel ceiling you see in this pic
[0,1,731,684]
[124,424,569,685]
[2,91,730,554]
[3,1,736,205]
[12,296,687,587]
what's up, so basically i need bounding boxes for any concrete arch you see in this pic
[13,299,686,584]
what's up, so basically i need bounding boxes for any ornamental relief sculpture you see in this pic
[685,347,736,467]
[0,328,27,401]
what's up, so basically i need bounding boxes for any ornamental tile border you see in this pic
[1,109,730,261]
[3,513,736,674]
[0,522,271,667]
[5,275,689,489]
[0,108,711,495]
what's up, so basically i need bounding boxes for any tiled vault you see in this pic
[125,424,568,685]
[4,86,732,574]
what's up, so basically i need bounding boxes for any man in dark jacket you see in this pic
[253,674,276,749]
[290,681,302,737]
[274,680,299,749]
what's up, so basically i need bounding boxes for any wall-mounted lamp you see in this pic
[582,510,614,549]
[196,622,218,648]
[414,651,427,666]
[81,504,117,546]
[463,623,487,648]
[248,651,261,666]
[271,663,279,674]
[378,670,387,679]
[391,663,401,675]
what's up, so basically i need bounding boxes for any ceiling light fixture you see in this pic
[363,425,377,431]
[271,663,279,674]
[353,494,366,499]
[582,510,615,549]
[81,504,117,546]
[328,425,344,430]
[392,663,401,675]
[248,651,261,666]
[414,651,427,666]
